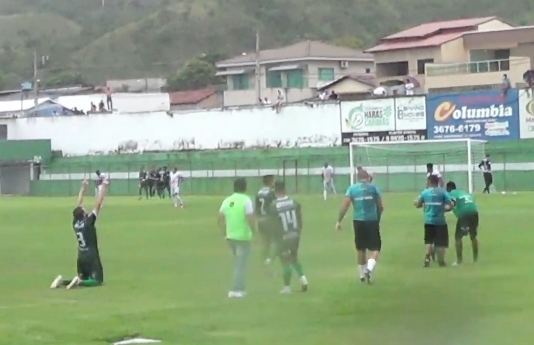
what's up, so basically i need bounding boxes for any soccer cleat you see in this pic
[50,275,63,289]
[452,261,461,266]
[66,276,81,290]
[359,277,366,283]
[438,261,447,267]
[228,291,246,298]
[424,259,431,268]
[301,284,308,292]
[280,286,292,294]
[364,270,372,284]
[300,276,308,291]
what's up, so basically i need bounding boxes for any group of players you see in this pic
[137,167,185,205]
[51,159,479,291]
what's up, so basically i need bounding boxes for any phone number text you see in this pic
[433,124,481,134]
[349,134,426,142]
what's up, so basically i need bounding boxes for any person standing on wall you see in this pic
[478,154,492,193]
[105,87,113,111]
[218,178,256,298]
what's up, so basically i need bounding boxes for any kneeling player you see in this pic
[267,181,308,293]
[50,179,107,289]
[446,181,479,265]
[415,174,453,267]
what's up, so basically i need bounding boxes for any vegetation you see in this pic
[0,0,533,90]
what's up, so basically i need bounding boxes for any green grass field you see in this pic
[1,192,534,345]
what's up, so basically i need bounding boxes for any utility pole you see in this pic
[102,0,105,7]
[255,31,261,104]
[33,50,38,107]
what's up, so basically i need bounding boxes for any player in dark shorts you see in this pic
[50,179,108,289]
[162,167,171,198]
[148,167,158,197]
[415,174,453,267]
[266,181,308,293]
[336,169,383,284]
[138,167,148,200]
[255,175,276,264]
[446,181,479,265]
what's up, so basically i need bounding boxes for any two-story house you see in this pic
[215,40,374,106]
[365,16,534,93]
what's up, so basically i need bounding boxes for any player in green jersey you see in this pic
[50,179,108,289]
[255,175,277,264]
[267,181,308,293]
[446,181,479,265]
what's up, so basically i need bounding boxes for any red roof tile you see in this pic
[365,32,464,53]
[384,16,495,39]
[169,88,216,105]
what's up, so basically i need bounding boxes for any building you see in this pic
[168,88,223,111]
[106,78,167,92]
[317,74,377,100]
[365,16,534,93]
[215,40,374,106]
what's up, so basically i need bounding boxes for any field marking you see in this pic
[0,299,78,310]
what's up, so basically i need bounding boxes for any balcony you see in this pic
[424,57,531,91]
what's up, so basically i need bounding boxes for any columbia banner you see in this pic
[339,96,427,144]
[426,89,520,142]
[518,90,534,139]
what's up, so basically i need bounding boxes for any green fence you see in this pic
[30,140,534,196]
[0,139,52,163]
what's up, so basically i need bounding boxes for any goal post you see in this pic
[348,139,487,194]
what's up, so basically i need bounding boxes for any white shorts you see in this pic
[323,180,334,189]
[172,186,180,195]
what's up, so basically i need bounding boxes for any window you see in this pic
[231,74,250,90]
[286,70,305,88]
[318,68,335,81]
[266,71,282,88]
[365,68,371,74]
[417,59,434,75]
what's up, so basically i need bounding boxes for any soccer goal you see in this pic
[349,139,487,193]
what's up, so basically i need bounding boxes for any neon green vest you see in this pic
[221,193,253,241]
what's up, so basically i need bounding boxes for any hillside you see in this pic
[0,0,533,89]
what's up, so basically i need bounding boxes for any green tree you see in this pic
[43,71,87,88]
[166,58,220,91]
[331,36,364,49]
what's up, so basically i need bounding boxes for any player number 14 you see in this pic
[279,210,298,231]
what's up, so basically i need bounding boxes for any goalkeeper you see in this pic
[446,181,479,265]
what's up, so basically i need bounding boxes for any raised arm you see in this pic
[93,180,108,214]
[77,179,89,207]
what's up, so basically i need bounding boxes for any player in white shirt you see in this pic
[169,167,184,208]
[321,163,337,200]
[425,163,444,188]
[95,170,109,196]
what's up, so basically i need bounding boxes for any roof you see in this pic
[365,16,497,53]
[217,40,372,67]
[168,88,216,105]
[365,32,464,52]
[318,74,377,90]
[384,16,496,39]
[463,25,534,46]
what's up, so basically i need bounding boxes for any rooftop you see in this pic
[217,40,372,67]
[168,88,216,105]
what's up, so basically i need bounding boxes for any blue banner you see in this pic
[426,89,520,141]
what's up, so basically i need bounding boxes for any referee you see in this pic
[478,154,492,193]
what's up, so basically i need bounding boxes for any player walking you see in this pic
[170,167,184,208]
[50,179,107,289]
[415,174,453,267]
[255,175,276,264]
[426,163,444,188]
[138,167,148,200]
[321,163,337,200]
[446,181,479,265]
[336,169,384,284]
[267,181,308,293]
[478,154,493,193]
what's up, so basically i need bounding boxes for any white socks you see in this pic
[300,275,308,285]
[173,196,183,206]
[367,258,377,272]
[323,190,327,200]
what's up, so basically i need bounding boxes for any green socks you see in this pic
[283,266,292,285]
[78,278,101,287]
[292,262,304,276]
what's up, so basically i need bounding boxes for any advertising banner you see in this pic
[518,90,534,139]
[340,97,427,144]
[426,89,520,141]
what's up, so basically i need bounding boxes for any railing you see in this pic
[425,57,526,77]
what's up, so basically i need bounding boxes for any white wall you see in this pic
[0,103,341,155]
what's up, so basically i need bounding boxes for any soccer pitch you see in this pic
[1,193,534,345]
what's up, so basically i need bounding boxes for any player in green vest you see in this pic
[218,178,256,298]
[446,181,479,266]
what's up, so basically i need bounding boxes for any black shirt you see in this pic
[478,159,491,173]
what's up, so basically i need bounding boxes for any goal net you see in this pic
[349,139,487,193]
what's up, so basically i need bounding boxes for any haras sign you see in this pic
[518,90,534,139]
[426,90,520,141]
